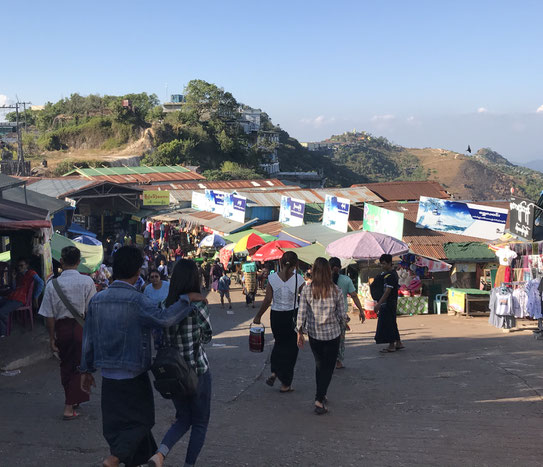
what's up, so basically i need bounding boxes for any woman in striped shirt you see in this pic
[297,257,349,415]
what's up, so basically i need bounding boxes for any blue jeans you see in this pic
[158,370,212,465]
[0,299,23,336]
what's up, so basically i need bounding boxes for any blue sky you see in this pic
[2,0,543,162]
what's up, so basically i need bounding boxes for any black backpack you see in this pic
[151,327,199,399]
[370,273,385,301]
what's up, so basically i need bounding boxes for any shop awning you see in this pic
[51,233,103,274]
[152,208,259,236]
[68,222,97,238]
[443,242,496,262]
[282,224,358,247]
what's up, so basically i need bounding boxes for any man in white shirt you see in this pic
[38,246,97,420]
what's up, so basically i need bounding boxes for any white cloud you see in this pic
[0,94,8,106]
[477,107,488,113]
[536,104,543,113]
[300,115,336,128]
[371,114,395,122]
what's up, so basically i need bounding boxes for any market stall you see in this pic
[447,288,490,316]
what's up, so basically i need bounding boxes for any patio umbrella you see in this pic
[234,233,266,253]
[252,240,300,262]
[325,231,409,260]
[73,235,103,247]
[199,233,226,248]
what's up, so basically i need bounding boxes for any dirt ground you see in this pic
[1,284,543,466]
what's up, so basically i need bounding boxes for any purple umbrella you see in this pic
[325,231,409,260]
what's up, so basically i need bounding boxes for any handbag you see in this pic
[249,323,265,352]
[51,278,85,327]
[151,326,199,399]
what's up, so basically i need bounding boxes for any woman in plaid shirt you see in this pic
[149,259,212,467]
[297,257,349,415]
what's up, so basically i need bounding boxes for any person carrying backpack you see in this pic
[218,271,232,311]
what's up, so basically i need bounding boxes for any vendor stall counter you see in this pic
[447,288,490,316]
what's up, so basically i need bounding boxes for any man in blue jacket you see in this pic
[80,246,206,467]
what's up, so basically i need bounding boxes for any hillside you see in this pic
[7,82,542,201]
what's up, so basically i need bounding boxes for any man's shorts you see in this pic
[219,290,230,299]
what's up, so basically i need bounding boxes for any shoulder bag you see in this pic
[51,278,85,328]
[151,323,199,399]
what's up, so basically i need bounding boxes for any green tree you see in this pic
[203,161,263,180]
[183,80,239,122]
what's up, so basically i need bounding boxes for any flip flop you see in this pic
[62,412,79,421]
[314,405,328,415]
[265,375,276,387]
[380,348,396,353]
[395,345,405,350]
[279,387,294,393]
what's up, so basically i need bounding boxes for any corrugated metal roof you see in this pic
[1,186,68,214]
[154,179,286,190]
[353,181,450,202]
[0,198,49,222]
[72,171,205,184]
[0,174,25,192]
[26,178,95,198]
[282,224,358,247]
[253,221,284,236]
[318,187,382,204]
[64,165,193,176]
[149,208,258,235]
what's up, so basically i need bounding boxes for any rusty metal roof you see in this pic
[233,187,381,207]
[75,171,206,184]
[158,179,286,190]
[253,221,285,236]
[353,181,450,202]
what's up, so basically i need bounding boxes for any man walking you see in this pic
[218,270,232,312]
[38,246,96,420]
[79,246,206,467]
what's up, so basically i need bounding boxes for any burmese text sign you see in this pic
[279,196,305,227]
[143,190,170,206]
[416,196,508,240]
[224,193,247,223]
[509,196,539,240]
[204,189,226,214]
[323,195,350,233]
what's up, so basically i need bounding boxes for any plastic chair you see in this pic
[6,282,34,336]
[433,293,448,315]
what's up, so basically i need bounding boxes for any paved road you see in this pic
[1,285,543,466]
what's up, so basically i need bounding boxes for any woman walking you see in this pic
[148,259,212,467]
[143,270,170,305]
[253,251,304,393]
[297,257,348,415]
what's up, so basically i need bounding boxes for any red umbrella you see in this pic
[252,240,300,262]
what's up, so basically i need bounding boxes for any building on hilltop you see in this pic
[163,94,186,112]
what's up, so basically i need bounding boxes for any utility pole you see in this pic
[1,100,31,175]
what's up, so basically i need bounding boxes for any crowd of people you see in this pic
[1,223,404,466]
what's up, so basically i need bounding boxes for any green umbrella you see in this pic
[51,233,104,274]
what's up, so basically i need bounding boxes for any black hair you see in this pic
[61,246,81,267]
[329,257,341,285]
[280,251,298,270]
[380,254,393,264]
[165,259,201,307]
[113,246,144,280]
[17,257,29,265]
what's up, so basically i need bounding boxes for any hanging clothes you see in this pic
[512,287,528,318]
[489,288,516,329]
[525,279,542,319]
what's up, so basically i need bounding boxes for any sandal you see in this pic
[380,348,396,353]
[395,345,405,350]
[62,411,79,421]
[279,387,294,393]
[314,404,328,415]
[265,375,276,387]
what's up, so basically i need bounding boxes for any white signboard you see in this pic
[223,193,247,223]
[322,194,350,233]
[204,189,227,214]
[279,196,305,227]
[191,192,207,211]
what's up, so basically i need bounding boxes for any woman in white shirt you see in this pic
[253,251,305,393]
